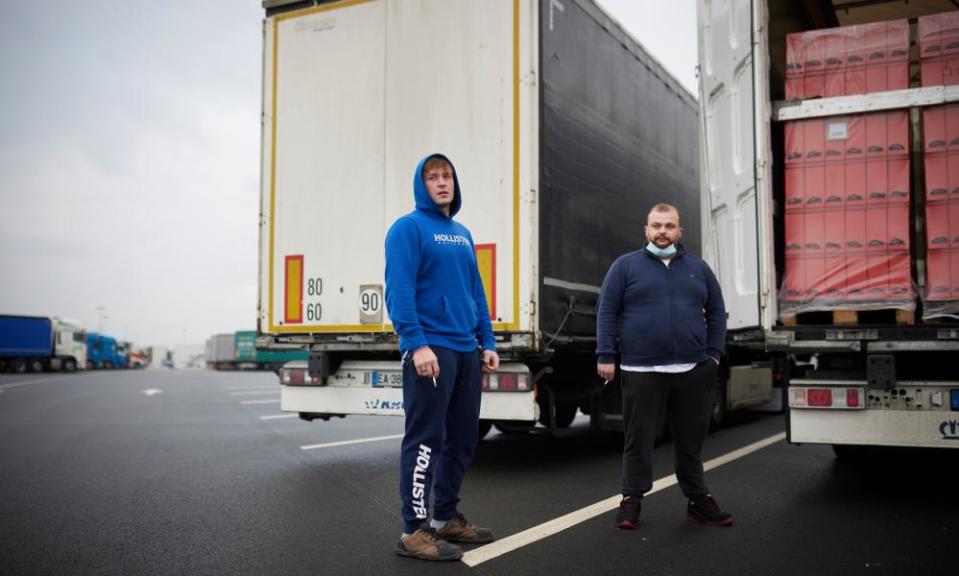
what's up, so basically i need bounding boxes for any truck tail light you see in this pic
[846,388,860,408]
[481,372,530,392]
[280,367,319,386]
[807,388,833,407]
[790,386,865,410]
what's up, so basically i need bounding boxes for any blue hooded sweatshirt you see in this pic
[384,154,496,354]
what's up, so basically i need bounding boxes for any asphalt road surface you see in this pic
[1,370,956,576]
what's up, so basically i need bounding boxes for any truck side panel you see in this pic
[0,316,53,358]
[539,0,701,341]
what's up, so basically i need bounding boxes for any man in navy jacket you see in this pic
[596,203,732,529]
[385,153,500,561]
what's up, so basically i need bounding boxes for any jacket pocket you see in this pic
[417,296,446,331]
[442,295,478,332]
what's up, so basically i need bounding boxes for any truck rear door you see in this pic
[260,0,531,339]
[697,0,775,330]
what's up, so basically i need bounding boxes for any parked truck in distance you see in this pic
[207,334,236,370]
[126,345,149,369]
[86,333,125,369]
[696,0,959,453]
[257,0,771,435]
[235,330,307,371]
[0,315,87,373]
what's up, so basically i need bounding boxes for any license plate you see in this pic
[371,371,403,388]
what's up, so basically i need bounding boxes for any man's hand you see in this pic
[412,346,440,379]
[482,350,500,373]
[597,362,615,382]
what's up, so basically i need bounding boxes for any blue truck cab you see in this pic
[86,333,123,369]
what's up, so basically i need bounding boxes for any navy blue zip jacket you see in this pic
[596,244,726,366]
[384,153,496,354]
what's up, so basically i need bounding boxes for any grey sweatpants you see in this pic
[620,360,717,499]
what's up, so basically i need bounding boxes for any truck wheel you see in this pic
[12,360,27,374]
[29,360,44,373]
[63,359,77,372]
[478,419,493,439]
[552,403,578,429]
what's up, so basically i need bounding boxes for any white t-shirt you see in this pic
[621,363,697,374]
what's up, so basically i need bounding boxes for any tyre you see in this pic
[63,359,77,372]
[29,360,44,373]
[552,403,578,429]
[12,360,27,374]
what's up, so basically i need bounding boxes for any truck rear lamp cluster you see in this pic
[482,372,530,392]
[280,366,319,386]
[790,386,865,410]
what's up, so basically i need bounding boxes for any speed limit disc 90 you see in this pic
[359,284,383,324]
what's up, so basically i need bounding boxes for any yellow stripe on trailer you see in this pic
[475,243,497,320]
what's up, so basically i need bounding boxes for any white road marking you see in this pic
[0,381,37,390]
[0,376,80,390]
[259,414,298,421]
[301,433,404,451]
[141,388,164,397]
[230,391,281,396]
[462,431,787,567]
[240,399,282,405]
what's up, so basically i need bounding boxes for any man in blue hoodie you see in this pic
[596,203,732,530]
[385,153,500,562]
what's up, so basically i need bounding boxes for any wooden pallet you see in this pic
[781,308,915,326]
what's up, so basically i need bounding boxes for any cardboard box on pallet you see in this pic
[785,20,908,100]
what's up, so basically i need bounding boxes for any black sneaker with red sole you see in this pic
[687,494,733,526]
[615,497,641,529]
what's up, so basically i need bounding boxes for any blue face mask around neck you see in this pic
[646,241,677,258]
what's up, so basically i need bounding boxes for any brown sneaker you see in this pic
[394,528,463,561]
[435,513,495,544]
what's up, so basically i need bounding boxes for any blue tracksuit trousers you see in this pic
[399,345,482,534]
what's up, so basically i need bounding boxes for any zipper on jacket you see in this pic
[666,261,676,364]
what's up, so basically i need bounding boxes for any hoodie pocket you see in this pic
[442,295,478,332]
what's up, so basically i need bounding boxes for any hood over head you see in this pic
[413,153,462,218]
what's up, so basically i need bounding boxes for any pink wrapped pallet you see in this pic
[785,19,908,100]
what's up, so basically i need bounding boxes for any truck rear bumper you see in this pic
[790,409,959,448]
[281,386,537,421]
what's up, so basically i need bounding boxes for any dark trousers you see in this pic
[399,346,482,534]
[620,361,717,499]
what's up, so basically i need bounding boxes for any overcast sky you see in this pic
[0,0,697,348]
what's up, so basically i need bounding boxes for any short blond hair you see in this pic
[648,203,680,223]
